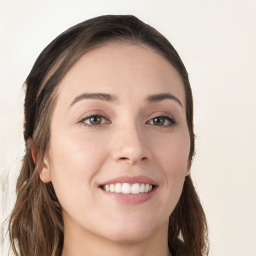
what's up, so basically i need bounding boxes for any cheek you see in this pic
[47,130,109,206]
[151,130,190,209]
[153,130,190,175]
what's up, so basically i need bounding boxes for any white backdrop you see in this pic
[1,0,255,255]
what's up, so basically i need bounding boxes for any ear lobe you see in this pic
[186,159,191,177]
[28,138,52,183]
[39,156,52,183]
[27,138,51,183]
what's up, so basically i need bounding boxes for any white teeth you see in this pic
[109,184,115,192]
[131,183,140,194]
[140,183,145,193]
[105,184,110,192]
[115,183,122,193]
[122,183,131,194]
[103,183,154,194]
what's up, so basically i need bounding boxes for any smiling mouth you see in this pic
[99,183,157,194]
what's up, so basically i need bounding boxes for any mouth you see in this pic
[99,183,157,194]
[98,175,158,204]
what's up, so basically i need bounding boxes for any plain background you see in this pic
[0,0,255,255]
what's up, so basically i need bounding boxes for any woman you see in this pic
[8,15,208,256]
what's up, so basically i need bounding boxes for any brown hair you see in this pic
[8,15,208,256]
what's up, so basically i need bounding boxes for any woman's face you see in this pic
[40,43,190,243]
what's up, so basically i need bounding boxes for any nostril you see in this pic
[119,157,129,160]
[118,156,148,162]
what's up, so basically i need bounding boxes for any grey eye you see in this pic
[152,117,165,126]
[147,116,176,127]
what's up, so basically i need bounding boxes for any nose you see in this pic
[112,123,151,165]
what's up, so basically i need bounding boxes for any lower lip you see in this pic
[100,187,157,205]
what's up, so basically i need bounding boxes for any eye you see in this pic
[79,114,109,126]
[147,116,176,127]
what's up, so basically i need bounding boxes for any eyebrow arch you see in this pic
[70,93,118,107]
[146,93,183,107]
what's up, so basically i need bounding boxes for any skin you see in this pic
[39,43,191,256]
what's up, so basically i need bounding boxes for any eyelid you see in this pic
[78,113,111,127]
[77,109,110,123]
[77,111,176,128]
[146,115,177,127]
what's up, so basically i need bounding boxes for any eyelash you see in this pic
[79,114,176,128]
[146,116,176,127]
[79,114,110,127]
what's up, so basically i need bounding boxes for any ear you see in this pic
[29,140,52,183]
[186,159,191,177]
[39,155,52,183]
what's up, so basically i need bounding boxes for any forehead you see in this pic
[56,42,185,105]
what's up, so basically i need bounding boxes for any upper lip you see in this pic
[99,175,158,186]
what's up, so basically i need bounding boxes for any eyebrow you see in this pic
[70,92,183,108]
[70,93,118,107]
[146,93,183,107]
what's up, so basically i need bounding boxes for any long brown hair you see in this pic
[8,15,208,256]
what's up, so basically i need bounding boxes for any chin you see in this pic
[100,217,165,244]
[106,229,152,243]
